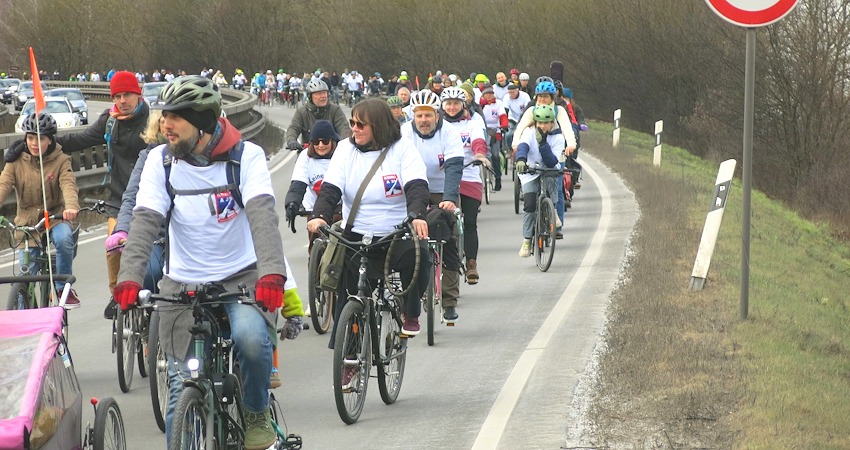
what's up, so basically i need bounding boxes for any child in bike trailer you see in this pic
[514,105,566,258]
[0,113,81,307]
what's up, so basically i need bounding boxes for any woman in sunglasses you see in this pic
[307,98,430,337]
[285,119,342,252]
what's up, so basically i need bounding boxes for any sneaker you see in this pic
[494,181,502,192]
[103,298,117,319]
[519,239,532,258]
[556,230,564,240]
[269,368,281,389]
[243,410,275,450]
[465,259,479,285]
[304,304,312,317]
[575,181,582,189]
[556,216,562,228]
[63,289,80,310]
[401,315,420,336]
[443,306,458,322]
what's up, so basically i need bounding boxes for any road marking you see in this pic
[270,150,297,174]
[472,160,612,449]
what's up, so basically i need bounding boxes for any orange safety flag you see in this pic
[29,47,45,114]
[415,75,420,90]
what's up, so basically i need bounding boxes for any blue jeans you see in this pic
[164,302,272,443]
[143,243,164,292]
[18,222,75,291]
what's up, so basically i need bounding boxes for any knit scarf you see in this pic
[180,122,224,167]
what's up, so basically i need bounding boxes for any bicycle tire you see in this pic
[377,303,407,404]
[168,386,207,450]
[147,313,168,432]
[514,179,521,214]
[536,197,557,272]
[482,166,491,205]
[223,374,245,449]
[6,282,31,310]
[115,308,137,393]
[333,300,370,424]
[308,240,333,334]
[425,261,436,346]
[92,397,126,450]
[137,311,149,378]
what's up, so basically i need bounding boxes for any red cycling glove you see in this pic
[114,281,142,311]
[255,274,285,313]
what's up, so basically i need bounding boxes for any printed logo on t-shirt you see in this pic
[382,174,403,198]
[312,178,323,194]
[213,191,239,223]
[460,133,471,148]
[438,153,445,168]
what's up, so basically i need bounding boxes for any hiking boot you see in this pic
[465,259,479,285]
[443,306,458,323]
[269,367,281,389]
[519,239,532,258]
[63,289,80,310]
[103,298,117,319]
[401,315,420,336]
[243,409,275,450]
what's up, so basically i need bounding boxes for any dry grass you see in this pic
[578,124,850,449]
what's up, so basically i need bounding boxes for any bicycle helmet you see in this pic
[535,81,557,95]
[154,75,222,118]
[519,72,530,81]
[305,79,329,95]
[22,112,58,136]
[387,95,403,107]
[554,79,563,92]
[474,73,489,83]
[440,86,467,103]
[535,76,554,85]
[408,89,441,111]
[533,105,556,123]
[510,68,520,76]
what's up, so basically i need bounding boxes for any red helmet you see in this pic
[510,68,520,75]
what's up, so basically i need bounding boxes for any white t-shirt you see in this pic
[323,138,427,236]
[135,142,275,283]
[493,83,510,101]
[502,92,531,123]
[443,115,487,184]
[481,99,506,129]
[517,129,566,186]
[401,121,463,194]
[291,151,331,211]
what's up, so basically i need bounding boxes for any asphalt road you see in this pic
[0,101,638,449]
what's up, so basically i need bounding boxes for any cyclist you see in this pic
[0,113,81,307]
[286,79,350,152]
[514,105,566,257]
[479,87,509,191]
[518,72,533,97]
[503,83,531,146]
[344,70,364,104]
[232,69,247,90]
[387,95,411,124]
[492,71,511,100]
[306,99,430,337]
[440,86,489,285]
[472,73,489,103]
[509,68,520,86]
[113,76,302,449]
[459,82,484,119]
[401,90,464,322]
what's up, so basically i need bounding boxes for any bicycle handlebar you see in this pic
[137,282,254,310]
[0,274,76,285]
[317,219,412,250]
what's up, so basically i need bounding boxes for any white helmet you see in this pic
[448,74,458,82]
[409,89,441,111]
[519,72,530,81]
[440,86,467,103]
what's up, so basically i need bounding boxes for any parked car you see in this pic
[14,96,82,133]
[0,78,21,105]
[13,81,47,113]
[46,87,89,124]
[142,81,167,104]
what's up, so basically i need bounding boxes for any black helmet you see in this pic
[153,75,222,118]
[22,112,57,136]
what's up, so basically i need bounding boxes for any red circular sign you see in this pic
[705,0,799,27]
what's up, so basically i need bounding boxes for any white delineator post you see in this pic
[690,159,737,291]
[653,120,663,167]
[613,109,621,148]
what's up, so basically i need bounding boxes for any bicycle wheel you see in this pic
[333,300,371,424]
[169,387,207,450]
[93,397,126,450]
[222,373,245,449]
[481,166,491,205]
[514,179,521,214]
[115,308,138,393]
[148,313,168,432]
[377,305,407,405]
[137,311,149,378]
[308,240,334,334]
[6,282,31,310]
[535,197,557,272]
[425,261,436,347]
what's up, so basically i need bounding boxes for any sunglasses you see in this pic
[311,138,333,146]
[349,119,370,129]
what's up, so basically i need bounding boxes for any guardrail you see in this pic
[0,82,264,205]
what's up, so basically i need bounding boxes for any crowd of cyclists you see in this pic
[2,64,588,447]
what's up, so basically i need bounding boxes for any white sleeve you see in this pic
[323,141,350,189]
[291,150,310,184]
[240,143,275,203]
[557,106,577,148]
[398,140,428,184]
[134,146,171,216]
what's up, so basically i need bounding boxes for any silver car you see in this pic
[14,81,47,113]
[46,88,89,124]
[1,78,21,105]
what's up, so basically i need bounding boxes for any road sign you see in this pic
[705,0,799,27]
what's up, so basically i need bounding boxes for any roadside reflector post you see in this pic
[690,159,737,291]
[653,120,663,167]
[613,109,621,148]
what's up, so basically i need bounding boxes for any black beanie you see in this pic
[172,108,217,133]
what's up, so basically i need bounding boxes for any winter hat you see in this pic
[482,87,494,95]
[562,88,573,99]
[507,83,519,91]
[459,82,474,100]
[172,108,218,134]
[309,120,341,142]
[110,71,142,96]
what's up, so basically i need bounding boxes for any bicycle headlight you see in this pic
[187,358,200,379]
[363,232,373,246]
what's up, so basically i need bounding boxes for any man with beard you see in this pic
[401,90,465,323]
[286,79,350,151]
[113,76,302,449]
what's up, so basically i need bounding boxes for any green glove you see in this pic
[516,160,527,174]
[280,287,304,318]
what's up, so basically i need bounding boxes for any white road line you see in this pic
[270,150,297,174]
[471,161,612,449]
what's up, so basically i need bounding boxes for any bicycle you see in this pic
[423,208,464,346]
[288,86,301,108]
[138,283,303,449]
[523,165,561,272]
[287,208,333,335]
[319,222,416,424]
[478,159,496,205]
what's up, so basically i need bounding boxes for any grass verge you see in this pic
[580,123,850,448]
